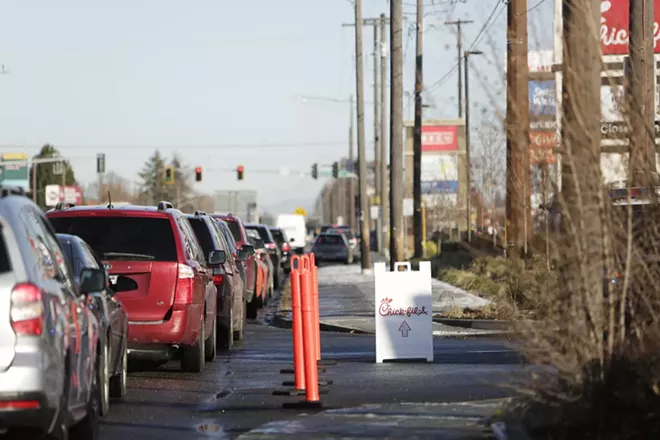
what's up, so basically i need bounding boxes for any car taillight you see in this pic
[282,243,291,252]
[266,242,276,250]
[174,264,195,305]
[10,283,43,336]
[213,274,224,286]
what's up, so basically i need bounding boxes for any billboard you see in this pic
[421,154,458,194]
[421,126,458,152]
[600,0,660,55]
[529,80,556,117]
[0,153,29,190]
[45,185,83,207]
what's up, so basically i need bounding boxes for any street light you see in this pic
[464,50,483,243]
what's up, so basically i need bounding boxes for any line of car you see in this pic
[0,186,297,439]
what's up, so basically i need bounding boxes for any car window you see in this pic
[48,216,178,262]
[247,226,273,243]
[187,217,214,255]
[78,241,100,269]
[316,234,345,246]
[181,217,207,266]
[57,238,75,269]
[0,228,11,273]
[270,229,285,244]
[30,211,76,291]
[224,219,242,243]
[209,220,230,253]
[217,222,238,253]
[21,209,58,280]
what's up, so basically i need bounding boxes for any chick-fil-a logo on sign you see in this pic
[600,0,660,55]
[378,297,428,317]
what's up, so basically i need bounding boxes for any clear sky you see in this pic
[0,0,552,214]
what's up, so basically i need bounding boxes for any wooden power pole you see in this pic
[354,0,372,271]
[380,13,389,258]
[445,19,473,118]
[349,94,357,232]
[628,0,656,185]
[413,0,424,258]
[505,0,531,256]
[390,0,404,268]
[373,21,383,253]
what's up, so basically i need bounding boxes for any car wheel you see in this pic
[205,316,217,361]
[98,342,110,417]
[181,320,205,373]
[109,341,127,398]
[217,306,233,351]
[233,299,246,341]
[69,353,101,440]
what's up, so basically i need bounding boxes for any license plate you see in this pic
[109,275,118,284]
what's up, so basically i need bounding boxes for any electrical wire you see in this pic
[0,141,348,151]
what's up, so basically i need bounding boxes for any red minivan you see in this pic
[47,201,217,373]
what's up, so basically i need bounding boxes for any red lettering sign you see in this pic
[530,131,557,165]
[601,0,660,55]
[378,297,428,317]
[421,126,458,152]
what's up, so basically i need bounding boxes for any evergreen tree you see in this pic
[29,144,77,209]
[168,154,195,211]
[138,149,168,204]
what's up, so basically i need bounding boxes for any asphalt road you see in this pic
[99,313,524,439]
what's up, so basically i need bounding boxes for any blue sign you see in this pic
[422,181,458,194]
[528,80,556,117]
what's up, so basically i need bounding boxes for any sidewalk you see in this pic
[237,399,508,439]
[276,262,507,337]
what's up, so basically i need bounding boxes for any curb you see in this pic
[272,312,371,335]
[433,317,512,331]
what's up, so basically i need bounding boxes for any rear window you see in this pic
[187,218,214,254]
[270,229,285,244]
[224,219,242,243]
[0,229,10,273]
[316,234,345,246]
[247,226,273,243]
[48,216,178,262]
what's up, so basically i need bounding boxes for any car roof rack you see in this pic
[0,185,26,198]
[194,210,207,216]
[54,201,76,210]
[157,201,174,211]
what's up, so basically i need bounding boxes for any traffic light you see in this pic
[164,166,174,184]
[195,166,202,182]
[311,163,318,179]
[237,165,244,181]
[332,162,339,178]
[96,153,105,174]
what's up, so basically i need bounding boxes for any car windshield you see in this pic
[48,216,178,262]
[316,234,345,246]
[270,229,285,244]
[247,226,273,243]
[187,218,214,254]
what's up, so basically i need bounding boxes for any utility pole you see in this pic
[373,22,383,253]
[354,0,372,271]
[445,19,473,118]
[560,0,603,312]
[380,13,389,259]
[628,0,656,185]
[464,50,483,243]
[390,0,404,268]
[413,0,424,258]
[349,94,357,232]
[505,0,531,256]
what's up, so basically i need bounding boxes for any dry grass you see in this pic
[278,277,292,313]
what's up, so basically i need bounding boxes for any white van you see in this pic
[276,214,307,253]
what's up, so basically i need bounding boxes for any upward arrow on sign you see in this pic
[398,321,411,337]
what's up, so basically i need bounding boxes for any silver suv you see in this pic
[0,185,102,438]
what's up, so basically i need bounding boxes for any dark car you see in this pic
[185,212,249,349]
[311,232,354,264]
[57,233,129,416]
[245,223,283,287]
[211,214,263,319]
[269,227,292,273]
[47,200,218,373]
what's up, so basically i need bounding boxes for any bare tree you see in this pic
[471,118,505,211]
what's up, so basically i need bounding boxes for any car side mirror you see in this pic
[236,249,249,261]
[113,275,138,293]
[208,250,226,265]
[79,268,107,294]
[242,244,255,255]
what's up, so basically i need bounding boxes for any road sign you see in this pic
[45,184,60,206]
[374,261,433,363]
[294,207,307,216]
